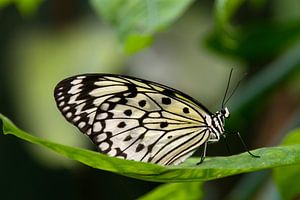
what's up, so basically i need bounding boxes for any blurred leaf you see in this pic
[0,0,10,7]
[226,42,300,134]
[214,0,267,30]
[2,114,300,182]
[209,0,300,63]
[124,33,153,53]
[229,42,300,116]
[139,182,203,200]
[0,0,43,17]
[273,128,300,200]
[90,0,194,54]
[206,21,300,63]
[214,0,245,31]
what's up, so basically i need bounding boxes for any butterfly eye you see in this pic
[221,107,230,118]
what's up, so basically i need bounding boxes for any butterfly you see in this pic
[54,70,258,165]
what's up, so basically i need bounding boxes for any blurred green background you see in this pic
[0,0,300,199]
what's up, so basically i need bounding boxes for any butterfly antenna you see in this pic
[221,68,234,109]
[224,72,247,106]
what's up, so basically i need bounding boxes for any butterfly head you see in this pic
[214,107,230,126]
[221,107,230,119]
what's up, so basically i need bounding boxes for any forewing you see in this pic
[54,74,211,165]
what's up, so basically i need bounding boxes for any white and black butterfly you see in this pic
[54,71,258,165]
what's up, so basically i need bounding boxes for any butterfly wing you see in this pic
[54,74,211,165]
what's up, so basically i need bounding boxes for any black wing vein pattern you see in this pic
[54,74,212,165]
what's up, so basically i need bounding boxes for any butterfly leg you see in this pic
[197,141,208,165]
[236,132,260,158]
[229,132,260,158]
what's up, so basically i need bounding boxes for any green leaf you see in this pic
[90,0,195,54]
[273,128,300,200]
[2,113,300,183]
[139,182,203,200]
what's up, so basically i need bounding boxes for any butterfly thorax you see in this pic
[206,107,230,143]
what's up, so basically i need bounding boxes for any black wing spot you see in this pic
[138,100,146,107]
[125,84,138,97]
[183,107,190,114]
[124,109,132,116]
[160,122,168,128]
[115,147,127,158]
[117,121,126,128]
[161,97,171,105]
[162,89,174,96]
[123,135,132,141]
[118,98,128,104]
[136,144,145,152]
[167,135,172,139]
